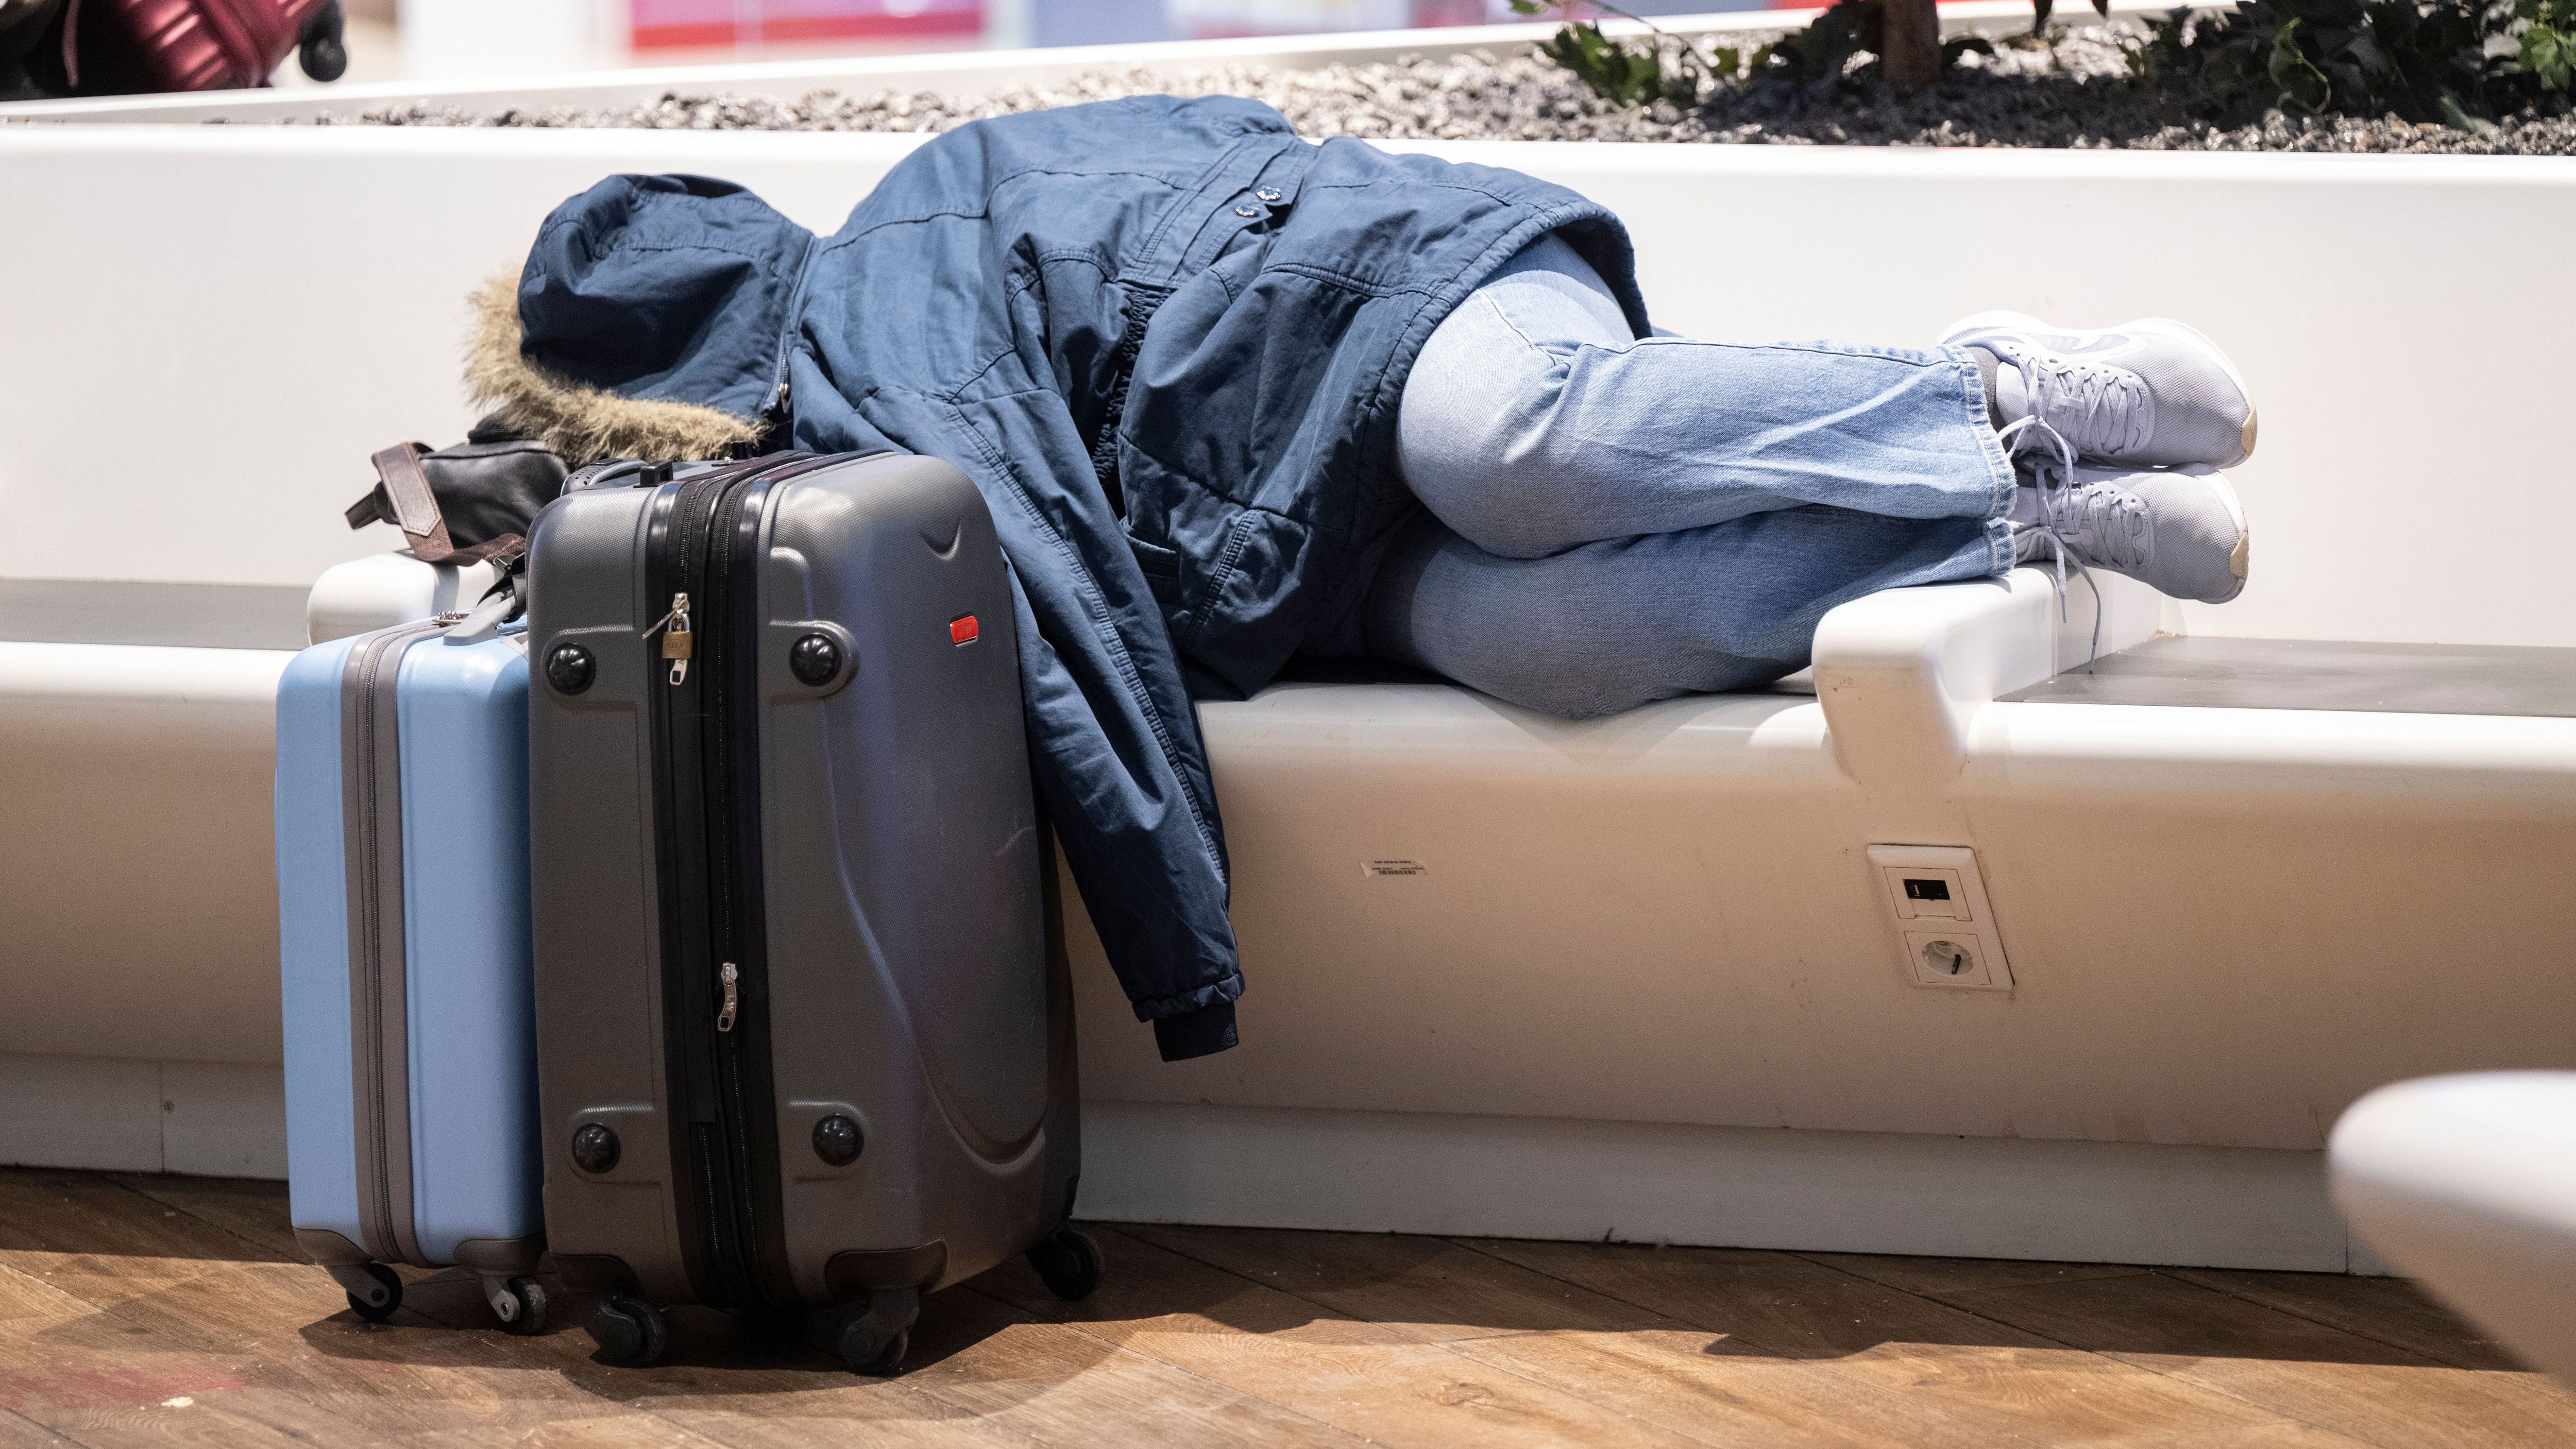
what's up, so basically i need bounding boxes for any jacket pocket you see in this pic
[1128,534,1183,608]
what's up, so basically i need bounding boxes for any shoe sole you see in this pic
[2205,467,2249,603]
[2164,464,2250,605]
[1940,310,2258,468]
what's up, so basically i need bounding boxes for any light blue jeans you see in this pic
[1364,234,2015,719]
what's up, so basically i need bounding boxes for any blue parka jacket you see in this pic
[509,95,1645,1060]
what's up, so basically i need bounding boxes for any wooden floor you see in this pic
[1,1168,2569,1447]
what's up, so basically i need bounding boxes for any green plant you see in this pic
[1513,0,2023,104]
[1739,0,1997,87]
[1507,0,1722,106]
[2144,0,2573,124]
[2521,0,2576,88]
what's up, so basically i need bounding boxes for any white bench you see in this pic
[5,99,2573,1268]
[2334,1073,2576,1380]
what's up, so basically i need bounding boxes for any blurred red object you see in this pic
[79,0,335,87]
[631,0,983,50]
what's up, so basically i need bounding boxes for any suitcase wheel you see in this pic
[840,1323,908,1377]
[345,1263,404,1323]
[486,1274,549,1337]
[592,1292,668,1367]
[836,1291,918,1377]
[297,1,348,81]
[1026,1228,1104,1302]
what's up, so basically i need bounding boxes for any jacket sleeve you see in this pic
[1007,578,1244,1061]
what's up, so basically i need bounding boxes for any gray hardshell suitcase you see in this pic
[525,452,1093,1374]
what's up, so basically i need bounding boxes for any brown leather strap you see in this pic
[370,442,460,563]
[443,533,528,571]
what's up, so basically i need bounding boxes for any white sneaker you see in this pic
[1945,311,2258,469]
[2011,464,2249,605]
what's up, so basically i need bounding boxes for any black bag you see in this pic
[345,424,568,570]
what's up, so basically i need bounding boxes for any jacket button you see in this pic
[1256,187,1283,203]
[1234,204,1260,218]
[813,1114,863,1166]
[546,643,595,695]
[789,632,842,686]
[571,1123,620,1174]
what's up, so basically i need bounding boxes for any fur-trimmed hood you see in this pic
[467,172,814,465]
[465,272,760,465]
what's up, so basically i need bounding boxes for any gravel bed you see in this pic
[322,24,2576,155]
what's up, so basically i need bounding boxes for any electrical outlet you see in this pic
[1868,845,2014,992]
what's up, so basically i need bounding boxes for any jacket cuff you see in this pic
[1153,999,1239,1062]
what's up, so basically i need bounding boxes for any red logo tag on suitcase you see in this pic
[950,615,980,645]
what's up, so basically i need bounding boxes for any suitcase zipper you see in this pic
[646,454,820,1314]
[355,635,397,1261]
[346,620,440,1270]
[699,470,790,1309]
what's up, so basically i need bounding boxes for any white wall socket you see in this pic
[1867,845,2015,992]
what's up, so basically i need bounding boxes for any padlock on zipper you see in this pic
[645,592,694,686]
[663,619,693,685]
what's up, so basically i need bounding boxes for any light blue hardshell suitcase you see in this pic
[275,618,549,1334]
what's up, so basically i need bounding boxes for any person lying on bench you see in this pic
[482,94,2255,1060]
[1356,231,2253,719]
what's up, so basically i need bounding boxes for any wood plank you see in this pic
[1474,1237,2371,1448]
[1799,1251,2151,1299]
[402,1416,706,1449]
[1109,1223,2328,1449]
[0,1204,402,1447]
[117,1261,742,1447]
[2164,1269,2527,1373]
[0,1260,405,1449]
[389,1233,1351,1449]
[0,1257,94,1334]
[0,1171,292,1312]
[0,1407,79,1447]
[386,1265,1034,1449]
[12,1162,2568,1449]
[973,1225,1722,1448]
[904,1284,1369,1449]
[104,1175,302,1264]
[0,1171,721,1449]
[1941,1271,2576,1449]
[10,1167,1341,1449]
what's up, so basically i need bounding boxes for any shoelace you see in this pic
[2015,350,2152,458]
[1997,415,2117,671]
